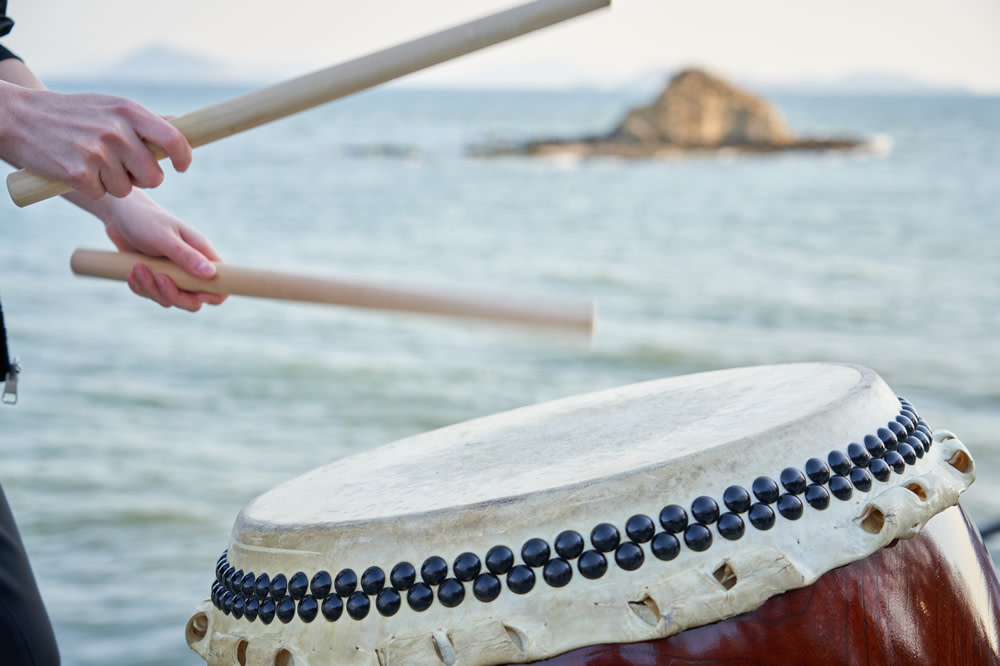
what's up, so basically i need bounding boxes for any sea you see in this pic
[1,82,998,664]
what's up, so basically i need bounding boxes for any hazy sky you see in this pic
[3,0,999,92]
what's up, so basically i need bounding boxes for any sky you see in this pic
[3,0,999,92]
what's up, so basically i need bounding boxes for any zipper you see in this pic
[0,298,18,405]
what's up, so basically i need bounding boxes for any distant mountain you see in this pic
[78,45,977,96]
[88,44,297,85]
[740,72,972,96]
[397,60,597,90]
[94,44,233,83]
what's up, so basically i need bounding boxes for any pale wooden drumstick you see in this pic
[70,249,595,334]
[8,0,610,207]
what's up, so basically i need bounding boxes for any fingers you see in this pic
[132,110,192,174]
[162,238,218,280]
[126,264,225,312]
[83,100,192,198]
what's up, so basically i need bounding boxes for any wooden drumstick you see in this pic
[70,249,595,334]
[7,0,610,207]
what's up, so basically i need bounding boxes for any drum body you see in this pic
[187,363,991,665]
[533,504,1000,665]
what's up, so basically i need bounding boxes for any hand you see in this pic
[0,83,192,199]
[102,192,227,312]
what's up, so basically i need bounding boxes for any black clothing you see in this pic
[0,0,17,61]
[1,4,60,661]
[0,0,13,37]
[0,488,59,665]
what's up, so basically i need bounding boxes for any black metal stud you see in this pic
[334,569,357,597]
[847,443,871,468]
[691,496,721,524]
[907,436,925,458]
[804,458,831,485]
[485,546,515,575]
[390,562,416,591]
[896,414,915,436]
[521,538,551,567]
[591,523,621,552]
[776,494,804,520]
[877,427,898,451]
[615,542,645,571]
[310,571,332,599]
[473,573,501,602]
[321,594,343,622]
[752,477,780,504]
[748,502,776,530]
[407,583,434,612]
[869,458,891,482]
[651,532,680,560]
[361,567,386,595]
[346,591,370,620]
[625,514,656,543]
[828,450,852,476]
[723,486,751,514]
[829,474,854,500]
[804,484,830,510]
[269,574,287,601]
[864,434,886,459]
[232,595,245,620]
[718,512,745,540]
[897,442,917,465]
[376,588,401,617]
[230,569,244,594]
[884,451,906,474]
[913,428,932,451]
[578,550,608,579]
[254,573,270,600]
[259,598,276,625]
[659,504,689,533]
[421,556,448,585]
[554,531,585,559]
[438,579,465,607]
[244,596,259,622]
[240,572,256,598]
[780,468,808,495]
[507,565,535,594]
[887,421,907,443]
[298,595,319,623]
[288,572,308,600]
[848,468,872,492]
[453,552,482,582]
[543,558,573,587]
[276,596,296,624]
[684,524,713,551]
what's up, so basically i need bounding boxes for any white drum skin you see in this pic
[187,363,975,665]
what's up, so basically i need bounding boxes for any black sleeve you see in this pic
[0,1,13,37]
[0,1,19,62]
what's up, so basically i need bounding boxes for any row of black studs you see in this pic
[211,397,931,625]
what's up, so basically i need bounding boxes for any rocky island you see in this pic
[471,68,868,159]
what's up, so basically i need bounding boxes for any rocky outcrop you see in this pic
[471,68,866,159]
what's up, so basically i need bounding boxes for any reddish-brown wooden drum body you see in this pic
[531,505,1000,665]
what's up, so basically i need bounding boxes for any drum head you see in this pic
[189,363,975,665]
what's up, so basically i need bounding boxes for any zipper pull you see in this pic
[2,357,20,405]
